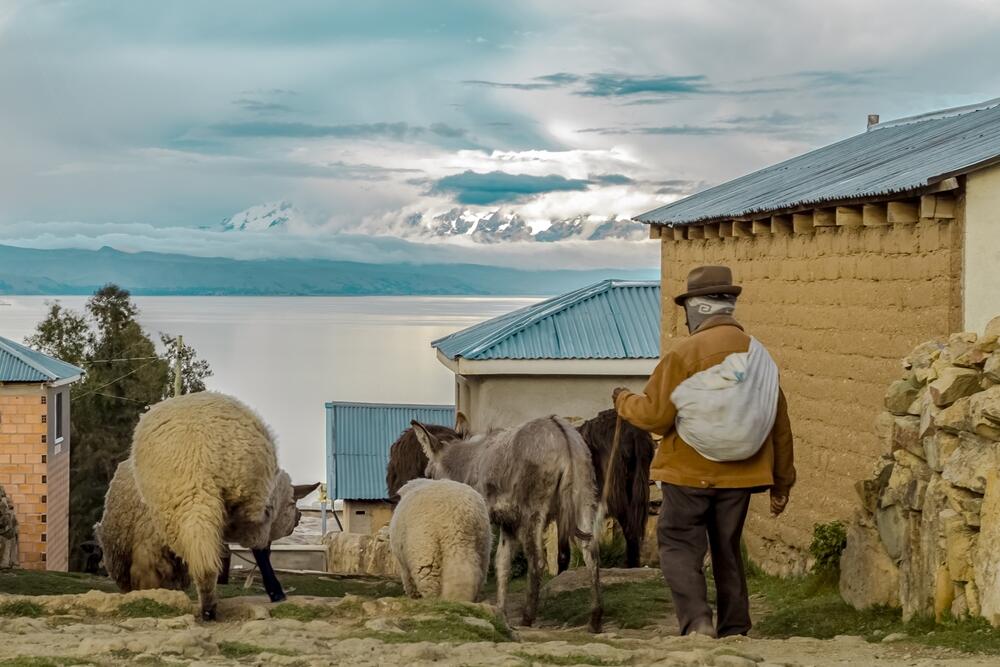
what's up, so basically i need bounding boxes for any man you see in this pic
[613,265,795,639]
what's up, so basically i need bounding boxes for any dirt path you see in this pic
[0,589,992,666]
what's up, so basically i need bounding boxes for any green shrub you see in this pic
[809,521,847,573]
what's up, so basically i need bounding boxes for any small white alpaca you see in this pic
[389,478,492,602]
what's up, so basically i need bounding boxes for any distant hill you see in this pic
[0,244,657,296]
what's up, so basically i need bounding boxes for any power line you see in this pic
[91,392,150,405]
[82,356,162,364]
[72,359,160,401]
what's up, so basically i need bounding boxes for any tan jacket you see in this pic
[614,315,796,495]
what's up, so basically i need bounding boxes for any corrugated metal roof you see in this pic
[433,279,660,361]
[325,401,455,501]
[0,336,84,383]
[636,98,1000,226]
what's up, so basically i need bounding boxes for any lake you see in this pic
[0,296,539,484]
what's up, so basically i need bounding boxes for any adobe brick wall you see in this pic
[0,386,51,570]
[659,216,964,574]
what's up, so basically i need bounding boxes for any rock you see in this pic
[900,476,949,621]
[968,580,982,617]
[0,486,18,569]
[934,564,954,621]
[946,485,984,528]
[974,471,1000,626]
[955,336,998,368]
[985,353,1000,384]
[881,632,908,643]
[886,380,921,415]
[905,339,945,374]
[892,450,931,482]
[941,431,999,493]
[947,333,979,368]
[875,503,907,561]
[917,391,941,439]
[890,416,924,458]
[875,411,895,446]
[324,526,398,577]
[935,397,972,434]
[839,516,900,609]
[969,386,1000,441]
[925,432,960,473]
[929,367,983,407]
[986,316,1000,340]
[943,510,976,582]
[855,460,893,515]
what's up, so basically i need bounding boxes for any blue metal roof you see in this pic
[325,401,455,501]
[0,336,84,383]
[637,98,1000,226]
[433,279,660,361]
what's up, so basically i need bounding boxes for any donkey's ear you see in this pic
[411,420,443,457]
[454,411,470,437]
[292,482,320,500]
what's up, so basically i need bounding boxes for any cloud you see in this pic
[232,98,297,115]
[0,220,659,271]
[429,170,591,205]
[578,111,818,136]
[209,121,469,142]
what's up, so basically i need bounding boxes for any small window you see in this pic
[41,533,46,543]
[41,415,46,424]
[41,495,46,503]
[355,510,366,516]
[41,475,47,484]
[40,396,46,405]
[40,455,46,464]
[55,392,64,442]
[41,553,46,562]
[41,514,46,524]
[41,435,46,444]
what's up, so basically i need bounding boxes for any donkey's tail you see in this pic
[551,416,601,543]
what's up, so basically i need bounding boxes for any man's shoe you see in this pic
[689,619,717,638]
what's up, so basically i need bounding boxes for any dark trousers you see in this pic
[657,483,753,637]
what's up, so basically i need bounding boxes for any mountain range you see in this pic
[220,202,648,244]
[0,244,656,296]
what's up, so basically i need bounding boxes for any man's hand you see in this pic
[770,492,788,517]
[612,386,628,405]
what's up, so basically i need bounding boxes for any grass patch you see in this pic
[362,599,513,644]
[539,581,670,630]
[115,599,186,618]
[750,572,1000,653]
[218,641,298,659]
[0,601,46,618]
[0,570,117,596]
[513,652,622,665]
[270,602,332,622]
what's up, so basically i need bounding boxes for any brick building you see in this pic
[635,99,1000,574]
[0,336,83,570]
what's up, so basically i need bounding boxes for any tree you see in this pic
[160,334,213,398]
[25,284,213,570]
[24,301,88,365]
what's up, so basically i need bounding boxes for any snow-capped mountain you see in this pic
[222,201,647,243]
[222,201,303,232]
[406,208,646,243]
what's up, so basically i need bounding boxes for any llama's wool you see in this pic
[389,478,492,602]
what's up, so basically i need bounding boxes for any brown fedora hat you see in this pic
[674,265,742,305]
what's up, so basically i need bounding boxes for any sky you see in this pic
[2,0,1000,268]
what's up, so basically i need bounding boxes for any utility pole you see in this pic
[174,335,184,397]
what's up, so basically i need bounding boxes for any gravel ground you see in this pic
[0,590,993,666]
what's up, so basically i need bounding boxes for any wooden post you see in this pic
[174,335,184,398]
[920,194,956,220]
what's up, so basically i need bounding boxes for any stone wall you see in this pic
[660,217,963,573]
[0,485,18,568]
[840,317,1000,623]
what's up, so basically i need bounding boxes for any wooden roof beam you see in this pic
[836,206,863,227]
[863,203,889,226]
[887,200,919,224]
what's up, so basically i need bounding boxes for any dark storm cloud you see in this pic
[430,171,591,205]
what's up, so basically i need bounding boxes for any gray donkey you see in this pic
[411,415,603,632]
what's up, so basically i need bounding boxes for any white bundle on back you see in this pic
[670,337,779,462]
